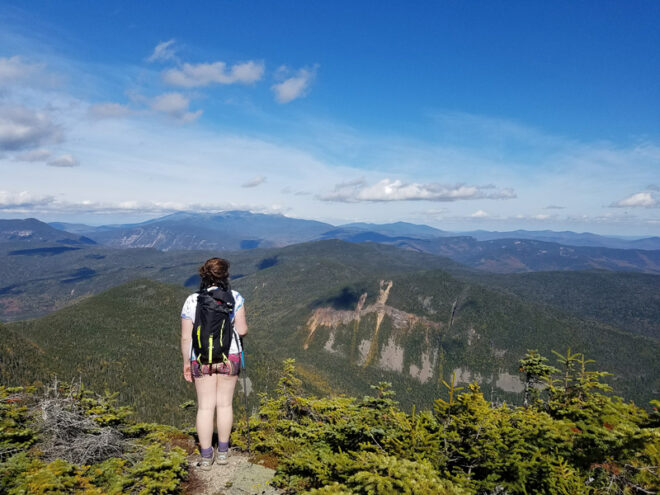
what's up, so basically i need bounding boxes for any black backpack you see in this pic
[192,287,235,364]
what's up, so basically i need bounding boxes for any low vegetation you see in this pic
[1,349,658,494]
[0,381,191,494]
[236,352,659,494]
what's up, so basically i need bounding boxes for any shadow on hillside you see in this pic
[312,286,365,310]
[257,256,278,270]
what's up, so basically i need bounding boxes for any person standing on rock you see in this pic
[181,257,248,470]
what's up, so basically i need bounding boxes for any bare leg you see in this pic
[194,374,218,450]
[216,374,238,444]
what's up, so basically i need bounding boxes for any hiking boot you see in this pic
[197,453,214,471]
[217,450,229,465]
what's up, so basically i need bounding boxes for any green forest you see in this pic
[1,351,658,494]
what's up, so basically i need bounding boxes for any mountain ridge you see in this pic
[0,218,95,245]
[36,211,660,250]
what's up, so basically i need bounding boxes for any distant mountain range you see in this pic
[51,211,333,250]
[463,229,660,250]
[45,211,660,251]
[0,214,657,277]
[386,237,660,273]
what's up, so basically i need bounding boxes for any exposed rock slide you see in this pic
[304,280,443,383]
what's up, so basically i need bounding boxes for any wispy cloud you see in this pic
[147,39,177,63]
[611,191,658,208]
[47,154,79,167]
[272,65,317,103]
[163,60,264,88]
[471,209,489,218]
[16,148,51,162]
[149,93,202,122]
[333,178,367,189]
[0,106,61,151]
[241,176,266,188]
[88,102,132,119]
[281,186,311,196]
[320,178,516,203]
[0,56,42,84]
[544,205,565,210]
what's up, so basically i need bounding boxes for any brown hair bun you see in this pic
[199,257,230,289]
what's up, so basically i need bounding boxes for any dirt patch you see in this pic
[188,449,281,495]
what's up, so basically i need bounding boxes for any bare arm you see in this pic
[181,318,193,382]
[233,306,248,336]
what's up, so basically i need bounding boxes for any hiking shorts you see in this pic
[191,353,241,378]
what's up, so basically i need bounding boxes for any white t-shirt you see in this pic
[181,288,244,358]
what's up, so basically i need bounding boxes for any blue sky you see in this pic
[1,1,659,235]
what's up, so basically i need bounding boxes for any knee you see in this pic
[198,400,216,412]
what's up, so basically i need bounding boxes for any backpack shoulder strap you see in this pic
[193,290,204,326]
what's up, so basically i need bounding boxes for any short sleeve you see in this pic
[232,290,244,312]
[181,294,197,320]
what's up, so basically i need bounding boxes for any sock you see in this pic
[218,441,229,453]
[200,446,213,458]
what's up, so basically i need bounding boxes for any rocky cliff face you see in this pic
[301,279,526,395]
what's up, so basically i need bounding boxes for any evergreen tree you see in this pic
[518,349,559,407]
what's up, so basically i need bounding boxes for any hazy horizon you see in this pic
[0,210,654,240]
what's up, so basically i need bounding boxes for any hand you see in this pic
[183,362,192,382]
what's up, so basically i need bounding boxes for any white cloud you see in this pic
[272,65,317,103]
[47,154,79,167]
[471,209,489,218]
[0,106,61,151]
[147,39,177,63]
[611,191,657,208]
[88,102,132,119]
[241,176,266,188]
[320,178,516,203]
[0,56,41,84]
[163,60,264,87]
[150,93,202,122]
[0,190,287,216]
[0,190,55,208]
[16,148,51,162]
